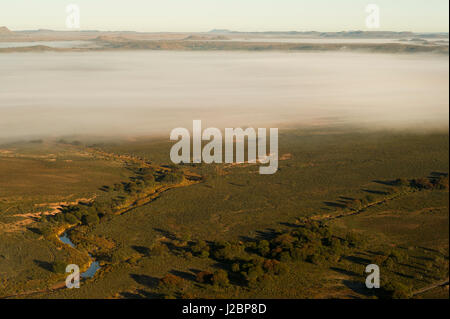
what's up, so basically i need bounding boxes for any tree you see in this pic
[212,269,230,287]
[51,261,66,274]
[196,271,213,284]
[382,281,412,299]
[64,213,80,225]
[411,178,434,190]
[159,274,185,290]
[82,213,100,225]
[160,171,183,184]
[191,240,210,257]
[257,240,270,256]
[435,176,449,190]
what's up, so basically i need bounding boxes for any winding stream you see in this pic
[59,231,101,278]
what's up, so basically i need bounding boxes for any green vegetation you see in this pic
[0,128,448,299]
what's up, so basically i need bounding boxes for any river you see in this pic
[59,231,101,278]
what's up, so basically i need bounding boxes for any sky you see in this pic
[0,0,448,32]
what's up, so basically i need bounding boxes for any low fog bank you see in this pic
[0,51,448,140]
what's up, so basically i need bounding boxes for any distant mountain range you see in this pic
[0,26,448,39]
[208,29,449,39]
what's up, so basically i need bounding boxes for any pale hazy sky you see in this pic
[0,0,448,32]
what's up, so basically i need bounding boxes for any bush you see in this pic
[39,225,54,237]
[191,240,210,257]
[257,240,270,256]
[64,213,80,225]
[212,242,241,261]
[160,171,184,184]
[150,243,169,256]
[196,271,213,284]
[212,269,230,287]
[382,281,412,299]
[307,253,325,265]
[411,178,434,190]
[279,251,292,262]
[159,274,185,289]
[51,261,67,274]
[434,176,449,190]
[82,213,100,226]
[345,231,366,248]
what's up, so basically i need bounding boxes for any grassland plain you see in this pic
[0,127,448,299]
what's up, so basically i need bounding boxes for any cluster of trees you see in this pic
[46,202,106,227]
[230,257,288,287]
[246,222,363,265]
[158,170,184,185]
[371,249,409,270]
[103,167,184,197]
[195,269,230,287]
[186,222,363,288]
[190,240,210,258]
[383,175,449,191]
[411,175,448,190]
[334,173,449,213]
[377,281,412,299]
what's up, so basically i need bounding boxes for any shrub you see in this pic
[82,213,100,226]
[159,274,185,289]
[434,176,449,190]
[212,243,241,260]
[345,231,366,248]
[191,240,213,258]
[196,271,213,284]
[382,281,412,299]
[160,171,183,184]
[64,213,80,225]
[257,240,270,256]
[150,243,169,256]
[307,253,325,265]
[262,259,283,274]
[212,269,230,287]
[39,225,54,237]
[411,178,434,190]
[51,261,67,274]
[348,199,363,210]
[279,251,292,262]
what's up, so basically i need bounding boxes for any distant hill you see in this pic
[208,29,448,39]
[184,35,230,41]
[0,26,14,36]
